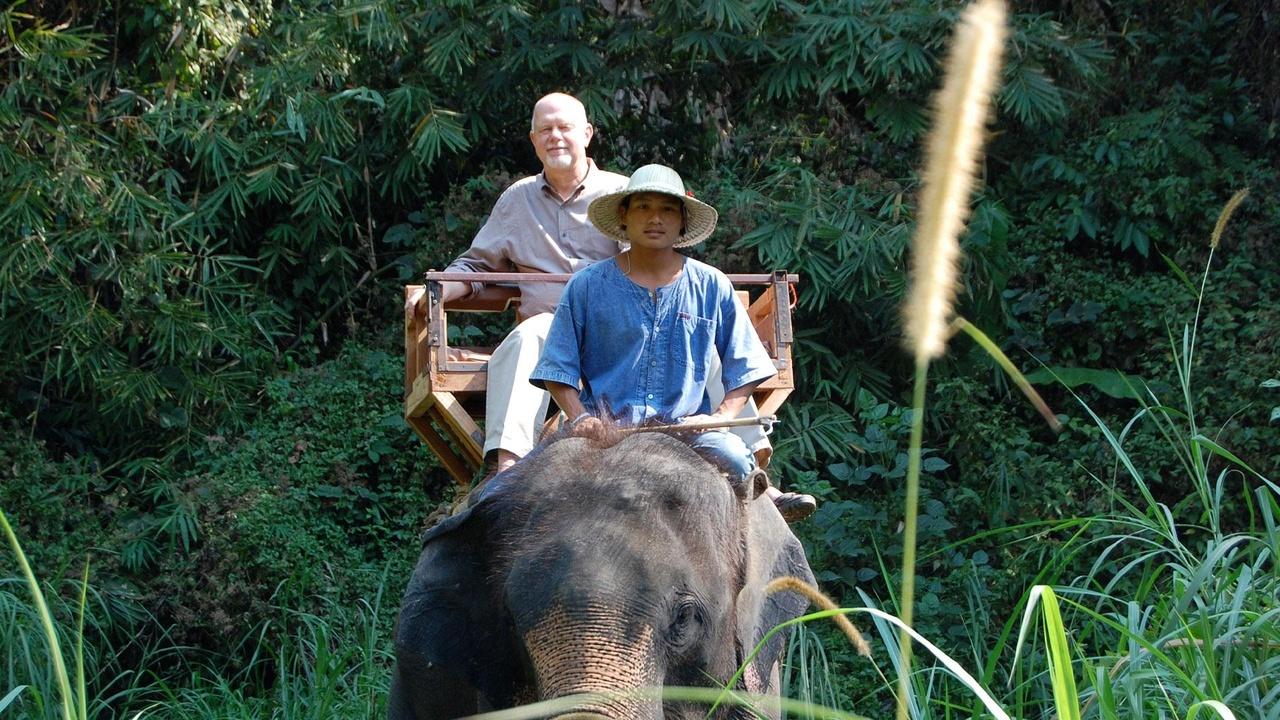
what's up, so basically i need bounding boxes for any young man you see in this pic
[529,164,816,520]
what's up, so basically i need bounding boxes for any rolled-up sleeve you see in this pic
[715,279,776,393]
[529,291,584,391]
[444,191,516,296]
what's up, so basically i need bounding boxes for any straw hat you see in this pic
[588,164,718,248]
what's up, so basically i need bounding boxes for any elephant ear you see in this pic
[735,495,816,701]
[390,488,525,719]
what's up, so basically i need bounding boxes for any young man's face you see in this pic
[529,96,594,173]
[621,192,685,249]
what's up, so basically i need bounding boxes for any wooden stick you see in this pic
[616,415,777,435]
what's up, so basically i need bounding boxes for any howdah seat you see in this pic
[404,270,798,485]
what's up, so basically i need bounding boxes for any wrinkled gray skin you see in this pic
[388,432,814,720]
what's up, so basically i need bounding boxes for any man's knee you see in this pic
[692,430,754,478]
[489,313,555,383]
[500,313,554,350]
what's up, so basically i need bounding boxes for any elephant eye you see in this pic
[668,598,703,647]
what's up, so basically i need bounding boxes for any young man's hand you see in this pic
[679,413,720,428]
[569,414,606,441]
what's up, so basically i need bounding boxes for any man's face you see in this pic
[620,192,685,249]
[529,97,594,172]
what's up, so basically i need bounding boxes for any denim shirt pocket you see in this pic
[675,311,717,384]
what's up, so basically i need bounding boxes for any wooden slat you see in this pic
[406,414,474,486]
[755,375,792,391]
[405,375,435,419]
[405,286,425,394]
[748,284,779,353]
[756,388,793,417]
[430,370,489,394]
[431,391,485,466]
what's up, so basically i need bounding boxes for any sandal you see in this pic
[773,492,818,523]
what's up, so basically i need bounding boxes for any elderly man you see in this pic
[419,92,628,473]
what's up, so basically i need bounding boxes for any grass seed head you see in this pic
[1210,188,1249,250]
[904,0,1008,363]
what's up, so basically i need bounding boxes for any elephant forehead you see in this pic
[505,530,699,612]
[529,433,739,511]
[504,487,739,598]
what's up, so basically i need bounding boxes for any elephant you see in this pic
[388,430,815,719]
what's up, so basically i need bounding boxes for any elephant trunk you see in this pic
[523,603,664,720]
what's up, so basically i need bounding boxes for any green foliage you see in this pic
[1002,6,1274,258]
[142,341,439,653]
[1,511,157,720]
[775,390,1009,661]
[1,0,1276,714]
[145,598,392,720]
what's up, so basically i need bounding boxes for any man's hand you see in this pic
[405,286,426,315]
[569,414,606,441]
[405,282,472,316]
[679,413,720,428]
[547,382,603,440]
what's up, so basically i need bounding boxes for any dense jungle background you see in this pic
[2,0,1277,717]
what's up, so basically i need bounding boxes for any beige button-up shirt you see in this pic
[445,161,628,316]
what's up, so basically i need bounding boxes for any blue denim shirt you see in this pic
[530,257,776,424]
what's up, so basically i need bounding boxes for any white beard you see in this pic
[543,152,574,170]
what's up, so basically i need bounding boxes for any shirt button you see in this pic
[647,393,654,399]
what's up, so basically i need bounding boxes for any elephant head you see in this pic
[389,431,814,720]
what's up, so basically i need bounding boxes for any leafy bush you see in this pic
[140,341,442,654]
[145,598,393,720]
[2,0,1276,712]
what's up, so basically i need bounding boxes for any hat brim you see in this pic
[588,188,718,248]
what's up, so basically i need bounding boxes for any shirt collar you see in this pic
[539,159,597,202]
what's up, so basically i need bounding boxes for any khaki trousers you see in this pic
[484,313,555,459]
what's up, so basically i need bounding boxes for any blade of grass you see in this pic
[1187,699,1238,720]
[952,317,1060,431]
[76,559,88,720]
[1039,587,1083,720]
[0,509,76,720]
[0,686,28,713]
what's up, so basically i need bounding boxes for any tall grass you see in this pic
[1,509,87,720]
[789,180,1274,719]
[3,509,395,719]
[1,510,174,720]
[139,596,393,719]
[897,1,1009,717]
[783,625,844,717]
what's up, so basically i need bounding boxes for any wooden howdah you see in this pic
[404,270,799,486]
